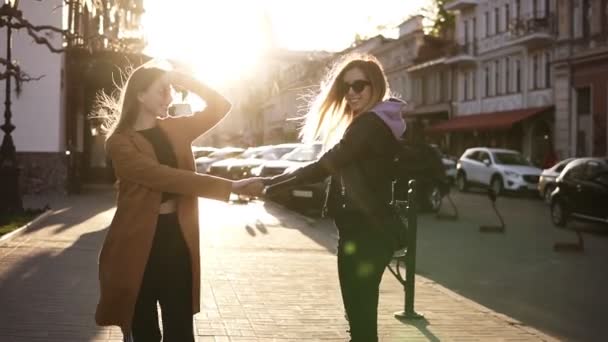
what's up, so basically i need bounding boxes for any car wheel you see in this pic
[490,176,503,196]
[551,199,568,227]
[456,173,468,192]
[427,185,443,212]
[543,184,554,204]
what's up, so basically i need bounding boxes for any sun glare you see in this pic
[142,0,271,88]
[142,0,431,89]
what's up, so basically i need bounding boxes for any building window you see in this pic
[485,11,490,36]
[464,19,469,45]
[495,60,500,95]
[533,0,538,18]
[472,17,477,45]
[604,0,608,35]
[516,59,521,92]
[464,70,473,101]
[495,7,500,33]
[576,86,592,156]
[471,69,476,100]
[505,4,510,31]
[506,57,511,93]
[484,65,490,97]
[544,52,551,88]
[533,54,539,89]
[515,0,520,21]
[576,87,591,115]
[422,75,428,104]
[583,0,591,38]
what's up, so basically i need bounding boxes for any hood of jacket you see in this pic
[369,98,407,140]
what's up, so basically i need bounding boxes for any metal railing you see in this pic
[446,42,477,56]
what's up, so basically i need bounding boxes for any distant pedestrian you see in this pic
[94,60,262,342]
[253,53,408,342]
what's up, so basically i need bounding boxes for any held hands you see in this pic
[231,178,266,198]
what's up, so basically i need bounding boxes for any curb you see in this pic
[0,209,53,245]
[419,277,561,342]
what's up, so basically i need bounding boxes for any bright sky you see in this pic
[142,0,431,87]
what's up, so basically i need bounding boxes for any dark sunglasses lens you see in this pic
[352,81,367,93]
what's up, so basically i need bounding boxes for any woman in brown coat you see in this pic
[94,62,260,341]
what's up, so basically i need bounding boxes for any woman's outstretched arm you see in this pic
[107,133,233,201]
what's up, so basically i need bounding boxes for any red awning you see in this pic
[426,106,553,133]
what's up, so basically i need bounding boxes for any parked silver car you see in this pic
[195,147,244,173]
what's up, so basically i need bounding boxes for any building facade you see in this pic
[554,0,608,158]
[0,0,145,194]
[431,0,557,164]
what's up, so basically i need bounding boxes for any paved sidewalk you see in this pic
[0,190,559,341]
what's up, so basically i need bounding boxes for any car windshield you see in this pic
[492,152,531,166]
[554,158,575,172]
[208,149,243,158]
[240,148,268,159]
[282,144,323,162]
[259,147,297,160]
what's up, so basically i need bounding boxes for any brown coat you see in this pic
[95,110,232,330]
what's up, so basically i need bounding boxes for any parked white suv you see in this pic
[456,147,542,195]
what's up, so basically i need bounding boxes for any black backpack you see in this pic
[391,142,448,202]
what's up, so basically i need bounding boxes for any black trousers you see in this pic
[335,214,394,342]
[125,213,195,342]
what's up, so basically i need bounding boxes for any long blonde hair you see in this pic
[95,63,167,139]
[300,53,390,148]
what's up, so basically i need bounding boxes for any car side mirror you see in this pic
[483,159,491,166]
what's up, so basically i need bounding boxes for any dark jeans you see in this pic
[125,213,195,342]
[335,214,394,342]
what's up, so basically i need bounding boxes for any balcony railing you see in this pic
[509,13,557,38]
[444,42,477,65]
[446,42,477,56]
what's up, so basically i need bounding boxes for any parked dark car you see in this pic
[429,144,457,183]
[538,158,575,203]
[550,158,608,227]
[397,142,451,212]
[208,144,300,180]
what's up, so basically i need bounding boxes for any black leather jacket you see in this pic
[264,112,402,232]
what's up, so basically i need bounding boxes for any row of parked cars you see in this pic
[453,147,607,228]
[193,143,327,211]
[192,142,455,215]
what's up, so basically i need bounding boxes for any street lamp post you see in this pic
[0,0,23,213]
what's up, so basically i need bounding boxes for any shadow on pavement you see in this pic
[0,188,117,341]
[414,191,608,342]
[260,200,338,254]
[397,317,440,342]
[20,189,115,236]
[0,226,110,341]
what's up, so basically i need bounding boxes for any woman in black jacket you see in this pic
[261,53,408,342]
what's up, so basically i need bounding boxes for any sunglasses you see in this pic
[342,80,371,94]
